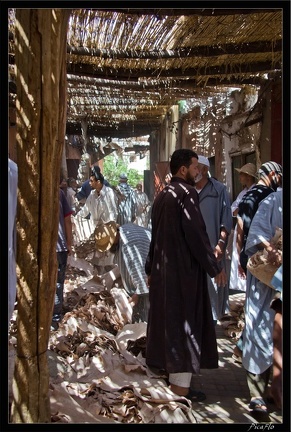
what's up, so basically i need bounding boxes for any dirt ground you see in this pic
[8,235,282,425]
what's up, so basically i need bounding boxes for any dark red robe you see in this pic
[145,177,221,374]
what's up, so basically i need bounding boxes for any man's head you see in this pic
[90,165,104,193]
[60,178,67,189]
[67,177,78,189]
[257,161,282,190]
[235,163,257,187]
[195,155,210,184]
[119,173,128,183]
[95,221,119,252]
[235,163,257,178]
[170,149,199,185]
[136,183,142,192]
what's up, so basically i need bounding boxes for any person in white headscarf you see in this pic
[232,161,283,364]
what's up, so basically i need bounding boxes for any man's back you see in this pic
[237,183,273,270]
[238,184,274,238]
[76,179,91,202]
[145,176,220,375]
[116,182,136,225]
[115,223,151,297]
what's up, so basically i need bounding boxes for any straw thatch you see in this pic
[8,8,282,139]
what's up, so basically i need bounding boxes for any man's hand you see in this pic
[129,293,139,306]
[214,268,227,287]
[214,243,224,261]
[266,246,282,267]
[238,263,246,279]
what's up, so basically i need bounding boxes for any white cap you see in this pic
[198,155,210,167]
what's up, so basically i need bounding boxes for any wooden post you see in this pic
[11,9,71,423]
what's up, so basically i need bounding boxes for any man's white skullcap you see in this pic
[198,155,210,167]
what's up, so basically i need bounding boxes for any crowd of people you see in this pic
[8,152,283,416]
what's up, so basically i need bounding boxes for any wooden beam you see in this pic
[66,91,211,102]
[67,74,277,90]
[8,63,280,96]
[67,76,226,90]
[91,147,116,161]
[67,101,171,108]
[67,60,281,80]
[66,121,160,138]
[123,145,150,153]
[66,39,282,60]
[93,9,281,17]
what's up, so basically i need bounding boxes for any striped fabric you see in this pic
[114,223,151,296]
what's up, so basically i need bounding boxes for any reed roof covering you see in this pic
[8,7,283,140]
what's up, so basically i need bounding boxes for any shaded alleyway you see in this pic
[190,316,282,424]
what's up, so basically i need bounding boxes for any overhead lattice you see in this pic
[8,8,282,139]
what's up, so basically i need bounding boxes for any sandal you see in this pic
[249,398,268,413]
[186,388,206,402]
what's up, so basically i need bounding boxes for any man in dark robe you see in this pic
[145,149,222,402]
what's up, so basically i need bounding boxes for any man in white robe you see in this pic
[133,183,151,228]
